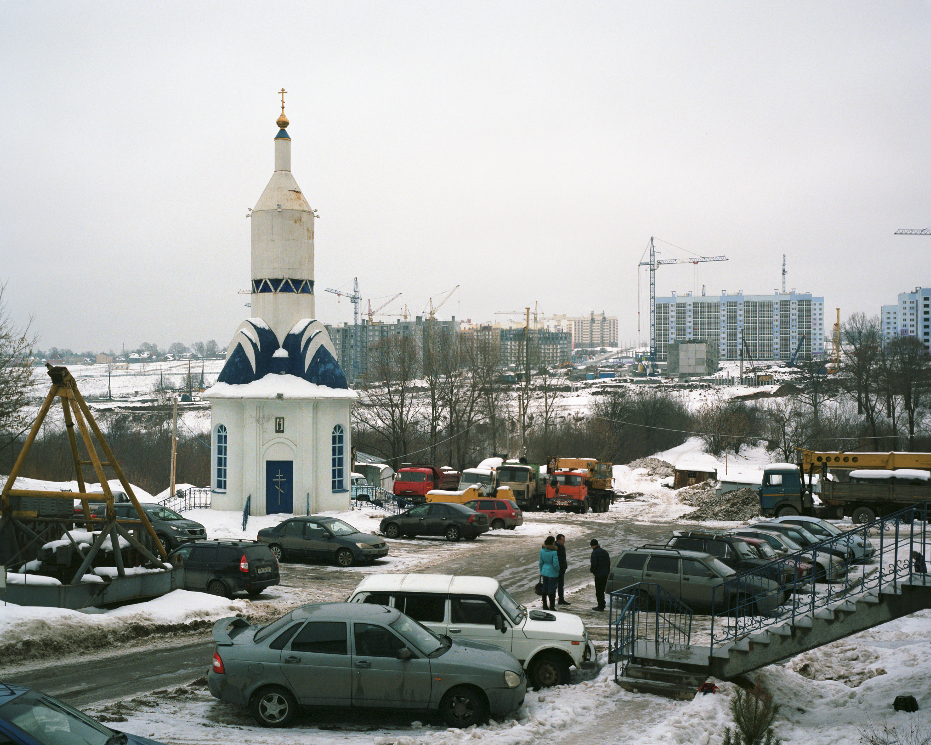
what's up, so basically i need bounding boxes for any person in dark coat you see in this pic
[589,539,610,611]
[912,550,927,574]
[556,534,570,605]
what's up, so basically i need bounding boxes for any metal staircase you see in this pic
[609,504,931,698]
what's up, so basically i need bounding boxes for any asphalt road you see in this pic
[2,513,683,708]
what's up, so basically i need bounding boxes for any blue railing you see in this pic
[609,582,693,681]
[708,501,930,655]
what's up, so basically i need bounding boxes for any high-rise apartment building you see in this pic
[881,287,931,351]
[654,291,825,362]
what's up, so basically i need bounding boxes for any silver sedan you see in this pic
[208,602,526,728]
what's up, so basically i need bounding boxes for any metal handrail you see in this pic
[610,582,693,681]
[158,487,212,512]
[351,485,403,513]
[709,501,929,655]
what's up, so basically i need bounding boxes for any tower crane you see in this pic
[894,226,931,235]
[365,293,402,323]
[325,278,362,381]
[424,285,459,320]
[638,237,728,361]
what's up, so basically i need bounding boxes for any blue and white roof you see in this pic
[207,318,352,397]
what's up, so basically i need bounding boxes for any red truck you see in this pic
[393,465,461,505]
[545,469,590,514]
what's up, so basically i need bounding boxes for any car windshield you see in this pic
[732,541,757,559]
[390,615,447,657]
[464,501,478,510]
[753,542,778,559]
[318,518,358,536]
[706,556,735,576]
[254,612,296,643]
[146,506,183,521]
[0,688,115,744]
[810,520,843,537]
[495,586,524,625]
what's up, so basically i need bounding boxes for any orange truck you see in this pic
[392,465,461,505]
[546,457,615,513]
[545,469,589,513]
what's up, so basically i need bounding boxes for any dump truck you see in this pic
[392,465,461,505]
[759,450,931,523]
[494,461,546,511]
[546,457,615,513]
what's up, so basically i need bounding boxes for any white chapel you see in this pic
[204,95,355,516]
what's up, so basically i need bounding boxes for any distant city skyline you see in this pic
[2,3,929,351]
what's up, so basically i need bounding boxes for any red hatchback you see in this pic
[464,498,523,530]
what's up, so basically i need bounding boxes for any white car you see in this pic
[770,516,876,562]
[347,573,596,689]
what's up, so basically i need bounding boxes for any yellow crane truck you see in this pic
[759,449,931,523]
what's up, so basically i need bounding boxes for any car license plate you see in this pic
[257,566,271,574]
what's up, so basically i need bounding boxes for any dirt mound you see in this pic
[678,483,761,521]
[626,457,674,478]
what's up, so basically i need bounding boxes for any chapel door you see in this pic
[266,460,293,513]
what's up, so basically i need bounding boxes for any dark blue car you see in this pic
[0,682,167,745]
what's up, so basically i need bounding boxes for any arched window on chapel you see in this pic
[215,424,228,491]
[331,424,345,491]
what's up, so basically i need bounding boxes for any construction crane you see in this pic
[894,226,931,235]
[424,285,459,320]
[325,278,362,381]
[365,292,402,323]
[638,237,728,361]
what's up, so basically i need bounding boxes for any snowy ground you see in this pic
[3,442,931,744]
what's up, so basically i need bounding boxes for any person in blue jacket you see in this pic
[539,535,561,610]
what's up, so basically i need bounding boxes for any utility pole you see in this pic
[170,397,178,501]
[520,307,530,455]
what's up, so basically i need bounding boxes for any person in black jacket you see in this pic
[589,539,610,611]
[556,534,570,605]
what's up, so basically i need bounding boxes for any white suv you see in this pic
[348,573,595,689]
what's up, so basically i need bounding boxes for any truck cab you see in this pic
[545,470,589,513]
[393,465,460,504]
[758,463,814,517]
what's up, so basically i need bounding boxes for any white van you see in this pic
[348,573,596,689]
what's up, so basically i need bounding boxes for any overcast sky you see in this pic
[2,2,929,353]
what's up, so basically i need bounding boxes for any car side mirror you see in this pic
[397,647,414,660]
[494,614,507,633]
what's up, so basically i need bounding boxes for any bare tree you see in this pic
[355,335,423,469]
[882,335,931,449]
[442,334,485,469]
[421,324,452,465]
[471,335,508,456]
[0,283,36,449]
[840,313,884,447]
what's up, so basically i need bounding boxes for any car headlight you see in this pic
[355,542,370,549]
[504,670,522,688]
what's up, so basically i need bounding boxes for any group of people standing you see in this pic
[539,535,611,611]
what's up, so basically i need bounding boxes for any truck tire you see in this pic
[852,505,877,525]
[776,505,799,517]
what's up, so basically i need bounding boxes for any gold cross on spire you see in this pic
[276,88,289,129]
